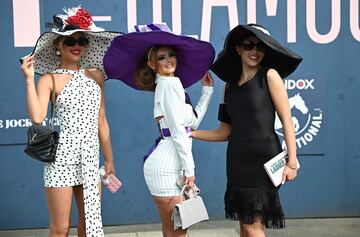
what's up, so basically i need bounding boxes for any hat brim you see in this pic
[211,25,303,82]
[51,26,105,35]
[22,30,122,78]
[103,31,215,89]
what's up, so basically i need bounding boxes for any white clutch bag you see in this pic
[172,185,209,230]
[264,149,300,187]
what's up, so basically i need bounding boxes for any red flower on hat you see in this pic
[65,8,93,30]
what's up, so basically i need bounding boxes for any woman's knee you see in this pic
[50,222,71,236]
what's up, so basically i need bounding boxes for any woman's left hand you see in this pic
[184,176,196,188]
[104,159,115,178]
[201,71,214,87]
[281,165,297,184]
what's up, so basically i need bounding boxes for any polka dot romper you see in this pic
[44,68,104,236]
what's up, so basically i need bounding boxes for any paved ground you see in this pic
[0,218,359,237]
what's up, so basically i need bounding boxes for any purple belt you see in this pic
[143,126,192,162]
[161,127,192,137]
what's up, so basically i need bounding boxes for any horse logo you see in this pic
[275,93,309,133]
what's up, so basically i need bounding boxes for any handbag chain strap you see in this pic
[49,74,56,131]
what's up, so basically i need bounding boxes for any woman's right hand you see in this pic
[184,175,196,187]
[201,71,214,87]
[21,56,35,79]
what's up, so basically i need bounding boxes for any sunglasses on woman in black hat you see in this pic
[241,40,267,52]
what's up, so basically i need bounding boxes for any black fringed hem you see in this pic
[225,210,285,229]
[224,185,286,229]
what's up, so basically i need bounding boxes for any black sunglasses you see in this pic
[242,41,267,52]
[63,37,89,47]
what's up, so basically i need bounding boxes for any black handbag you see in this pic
[24,74,59,163]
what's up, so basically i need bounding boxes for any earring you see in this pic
[55,50,61,56]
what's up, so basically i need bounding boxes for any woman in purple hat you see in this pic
[104,23,215,236]
[21,6,121,237]
[192,24,303,237]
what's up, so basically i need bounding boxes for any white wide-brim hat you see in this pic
[21,6,122,78]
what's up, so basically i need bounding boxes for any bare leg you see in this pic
[73,185,85,237]
[239,220,246,237]
[73,183,102,237]
[45,187,73,237]
[152,195,187,237]
[240,215,265,237]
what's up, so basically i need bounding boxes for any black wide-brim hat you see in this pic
[211,24,303,82]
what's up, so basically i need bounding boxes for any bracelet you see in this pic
[26,81,35,86]
[287,164,297,170]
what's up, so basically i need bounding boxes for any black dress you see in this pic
[218,67,285,228]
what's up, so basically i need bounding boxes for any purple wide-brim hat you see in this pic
[104,23,215,89]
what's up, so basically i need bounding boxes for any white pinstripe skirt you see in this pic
[143,137,192,196]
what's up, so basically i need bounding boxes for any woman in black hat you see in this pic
[192,24,302,236]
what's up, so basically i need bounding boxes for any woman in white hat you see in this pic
[21,6,120,237]
[192,24,303,237]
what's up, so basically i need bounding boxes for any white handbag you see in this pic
[171,185,209,230]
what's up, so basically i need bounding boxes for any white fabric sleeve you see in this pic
[161,82,195,177]
[191,86,214,129]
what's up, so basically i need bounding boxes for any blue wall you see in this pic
[1,0,359,229]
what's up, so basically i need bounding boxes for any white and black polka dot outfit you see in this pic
[44,68,104,236]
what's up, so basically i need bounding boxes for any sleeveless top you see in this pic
[52,68,104,236]
[226,67,277,139]
[219,67,285,228]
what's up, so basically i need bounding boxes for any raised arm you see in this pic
[21,56,52,124]
[191,72,214,129]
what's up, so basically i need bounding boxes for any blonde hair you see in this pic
[53,35,65,55]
